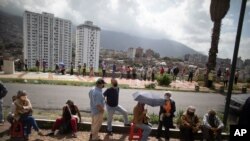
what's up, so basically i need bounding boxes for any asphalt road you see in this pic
[3,83,226,116]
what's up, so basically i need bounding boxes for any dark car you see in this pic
[230,94,250,113]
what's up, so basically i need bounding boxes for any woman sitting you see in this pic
[133,102,152,141]
[47,100,81,138]
[14,90,43,140]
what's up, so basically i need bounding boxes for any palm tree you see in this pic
[207,0,230,71]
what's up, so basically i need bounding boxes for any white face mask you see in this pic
[165,96,170,100]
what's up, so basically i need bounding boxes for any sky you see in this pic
[0,0,250,60]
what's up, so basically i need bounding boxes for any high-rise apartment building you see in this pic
[23,11,72,69]
[75,21,101,71]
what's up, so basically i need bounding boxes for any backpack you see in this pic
[0,82,8,99]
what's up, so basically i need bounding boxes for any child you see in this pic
[7,96,17,124]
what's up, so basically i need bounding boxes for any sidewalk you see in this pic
[0,71,200,91]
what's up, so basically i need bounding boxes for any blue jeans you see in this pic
[0,99,3,122]
[136,123,152,141]
[106,104,129,132]
[21,115,39,136]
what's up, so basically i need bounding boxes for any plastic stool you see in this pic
[129,123,142,140]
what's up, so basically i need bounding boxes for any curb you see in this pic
[36,119,229,140]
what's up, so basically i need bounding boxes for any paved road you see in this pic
[3,83,226,116]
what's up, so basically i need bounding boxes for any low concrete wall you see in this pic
[36,119,229,140]
[3,60,15,74]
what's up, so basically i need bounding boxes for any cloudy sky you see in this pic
[0,0,250,59]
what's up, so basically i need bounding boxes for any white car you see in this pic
[230,94,250,113]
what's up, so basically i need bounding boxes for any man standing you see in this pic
[0,81,8,125]
[103,79,130,135]
[89,78,106,140]
[157,92,176,140]
[77,62,81,75]
[112,63,116,78]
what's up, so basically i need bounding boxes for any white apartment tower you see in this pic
[23,11,72,69]
[75,21,101,71]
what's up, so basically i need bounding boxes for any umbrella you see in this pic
[132,91,165,107]
[59,62,64,67]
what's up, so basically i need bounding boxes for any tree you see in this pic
[207,0,230,71]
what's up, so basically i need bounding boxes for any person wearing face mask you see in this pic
[202,109,224,141]
[89,78,106,141]
[157,91,176,140]
[14,90,43,140]
[180,106,200,141]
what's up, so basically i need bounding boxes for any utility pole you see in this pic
[223,0,247,126]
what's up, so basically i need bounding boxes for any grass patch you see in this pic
[0,78,129,88]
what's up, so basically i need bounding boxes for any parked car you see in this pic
[230,94,250,114]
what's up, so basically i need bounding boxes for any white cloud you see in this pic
[0,0,249,59]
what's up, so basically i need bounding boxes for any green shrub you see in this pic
[28,67,38,72]
[145,83,156,89]
[157,74,172,86]
[174,109,184,127]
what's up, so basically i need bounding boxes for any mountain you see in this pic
[101,30,199,57]
[0,10,198,58]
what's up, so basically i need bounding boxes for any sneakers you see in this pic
[37,131,44,136]
[124,123,131,126]
[46,132,54,136]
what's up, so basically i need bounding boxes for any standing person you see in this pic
[238,97,250,126]
[160,66,164,76]
[0,57,3,71]
[103,79,130,135]
[173,67,179,81]
[112,63,116,78]
[157,92,176,140]
[147,67,152,81]
[234,70,239,85]
[42,60,46,73]
[132,66,137,79]
[47,100,81,138]
[89,65,94,77]
[102,61,106,78]
[35,59,40,72]
[223,69,230,87]
[180,106,200,141]
[0,81,8,125]
[7,96,17,124]
[217,68,222,82]
[152,66,156,81]
[187,69,194,82]
[120,65,125,79]
[14,90,43,139]
[82,63,86,76]
[194,67,199,81]
[181,68,186,82]
[77,62,81,75]
[70,62,74,75]
[202,110,224,141]
[89,78,106,141]
[24,59,28,71]
[133,102,152,141]
[126,66,131,79]
[55,64,59,74]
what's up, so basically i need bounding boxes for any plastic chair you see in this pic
[129,122,142,140]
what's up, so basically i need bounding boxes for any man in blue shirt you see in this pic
[89,78,106,141]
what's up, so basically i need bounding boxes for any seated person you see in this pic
[14,90,43,140]
[7,96,17,124]
[180,106,200,141]
[202,109,224,141]
[47,100,81,138]
[133,102,152,141]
